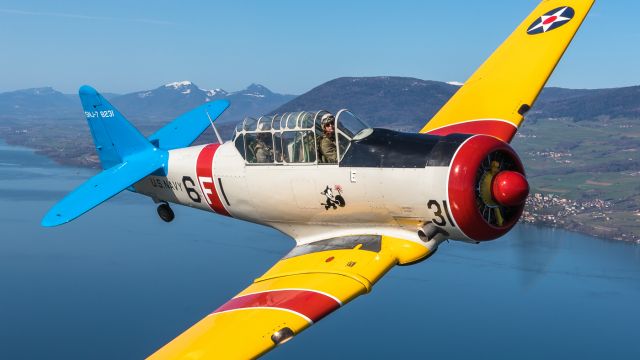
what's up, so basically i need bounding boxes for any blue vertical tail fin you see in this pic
[79,85,153,169]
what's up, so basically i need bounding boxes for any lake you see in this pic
[0,140,639,359]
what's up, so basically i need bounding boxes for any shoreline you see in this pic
[521,216,640,244]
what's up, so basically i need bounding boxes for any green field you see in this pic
[513,117,640,241]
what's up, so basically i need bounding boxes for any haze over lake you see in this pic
[1,140,639,359]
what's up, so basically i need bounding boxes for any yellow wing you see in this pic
[420,0,595,142]
[147,235,430,359]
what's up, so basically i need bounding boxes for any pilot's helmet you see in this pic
[321,114,335,128]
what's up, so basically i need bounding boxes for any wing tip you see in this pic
[41,210,67,227]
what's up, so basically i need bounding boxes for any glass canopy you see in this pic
[233,110,371,165]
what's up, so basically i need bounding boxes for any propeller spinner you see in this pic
[492,170,529,207]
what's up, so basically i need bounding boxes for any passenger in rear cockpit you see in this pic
[319,114,337,163]
[253,133,273,163]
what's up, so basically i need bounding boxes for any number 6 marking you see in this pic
[182,176,201,203]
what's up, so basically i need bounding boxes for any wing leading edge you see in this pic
[147,235,432,359]
[420,0,595,142]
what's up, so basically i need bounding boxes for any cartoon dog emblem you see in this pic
[321,185,346,210]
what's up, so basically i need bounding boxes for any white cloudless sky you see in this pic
[0,0,637,94]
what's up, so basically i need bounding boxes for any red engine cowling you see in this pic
[447,135,528,242]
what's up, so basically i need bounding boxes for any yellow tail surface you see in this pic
[420,0,595,142]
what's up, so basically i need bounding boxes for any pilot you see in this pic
[253,133,273,163]
[319,114,337,163]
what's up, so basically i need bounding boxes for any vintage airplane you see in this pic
[42,0,594,358]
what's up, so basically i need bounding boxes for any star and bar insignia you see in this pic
[527,6,575,35]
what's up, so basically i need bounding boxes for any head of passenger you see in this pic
[257,132,270,143]
[321,114,335,136]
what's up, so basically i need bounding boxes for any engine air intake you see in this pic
[447,135,527,241]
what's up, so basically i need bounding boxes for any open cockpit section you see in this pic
[232,110,372,165]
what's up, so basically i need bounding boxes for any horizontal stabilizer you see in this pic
[147,100,230,150]
[41,149,167,227]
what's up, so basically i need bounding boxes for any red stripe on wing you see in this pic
[426,120,517,143]
[213,289,341,323]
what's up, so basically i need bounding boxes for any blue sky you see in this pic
[1,0,638,94]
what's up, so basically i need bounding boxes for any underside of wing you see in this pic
[147,235,433,359]
[41,150,167,227]
[420,0,595,142]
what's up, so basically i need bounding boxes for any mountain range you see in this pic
[2,77,639,132]
[0,81,295,126]
[0,87,79,119]
[272,77,640,131]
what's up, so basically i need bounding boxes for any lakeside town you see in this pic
[522,193,640,243]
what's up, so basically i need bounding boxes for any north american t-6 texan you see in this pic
[43,0,594,358]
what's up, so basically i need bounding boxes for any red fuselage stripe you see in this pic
[195,144,230,216]
[213,290,341,323]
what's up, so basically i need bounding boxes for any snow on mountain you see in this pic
[157,81,278,100]
[164,81,194,89]
[242,93,265,98]
[205,88,228,97]
[159,81,231,98]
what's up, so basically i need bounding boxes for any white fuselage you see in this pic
[134,142,466,245]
